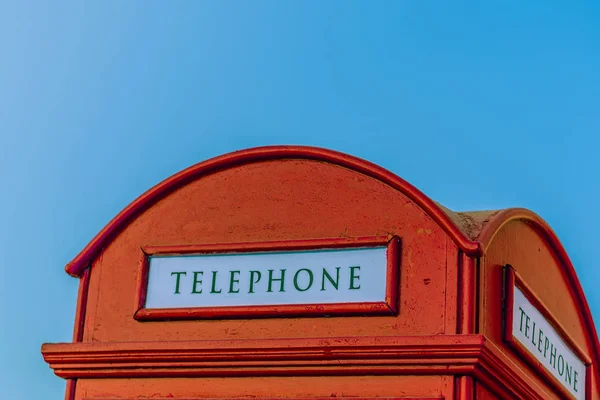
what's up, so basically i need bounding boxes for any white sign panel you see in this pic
[145,247,388,309]
[512,286,586,400]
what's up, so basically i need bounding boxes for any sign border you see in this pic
[503,265,592,400]
[134,236,400,321]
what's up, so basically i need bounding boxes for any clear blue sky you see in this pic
[1,1,599,398]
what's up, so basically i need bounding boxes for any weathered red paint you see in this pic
[41,146,599,400]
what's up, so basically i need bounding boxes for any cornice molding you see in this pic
[43,335,555,400]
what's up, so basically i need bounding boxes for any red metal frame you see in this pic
[503,266,591,400]
[134,236,400,321]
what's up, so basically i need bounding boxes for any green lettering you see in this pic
[550,344,557,368]
[349,266,361,290]
[558,355,565,376]
[293,268,314,292]
[321,267,340,291]
[192,271,203,294]
[565,362,573,387]
[210,271,222,294]
[544,337,550,358]
[525,315,531,338]
[268,269,286,292]
[229,270,240,293]
[537,329,544,353]
[170,271,187,294]
[574,371,579,392]
[249,270,261,293]
[518,307,527,332]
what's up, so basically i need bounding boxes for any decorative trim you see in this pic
[64,145,482,278]
[42,335,483,378]
[134,236,400,321]
[503,266,591,400]
[41,335,549,399]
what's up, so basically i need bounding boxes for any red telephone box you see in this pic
[42,146,600,400]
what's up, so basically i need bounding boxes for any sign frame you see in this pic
[134,236,400,321]
[503,265,592,400]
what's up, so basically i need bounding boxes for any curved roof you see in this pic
[64,145,599,388]
[65,146,600,394]
[66,145,487,277]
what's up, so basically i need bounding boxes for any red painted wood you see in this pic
[134,236,399,320]
[64,145,482,277]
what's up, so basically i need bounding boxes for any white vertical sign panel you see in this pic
[512,286,586,400]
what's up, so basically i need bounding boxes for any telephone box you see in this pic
[42,146,600,400]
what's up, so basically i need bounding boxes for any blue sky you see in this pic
[1,1,599,398]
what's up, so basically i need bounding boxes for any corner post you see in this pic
[456,252,477,399]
